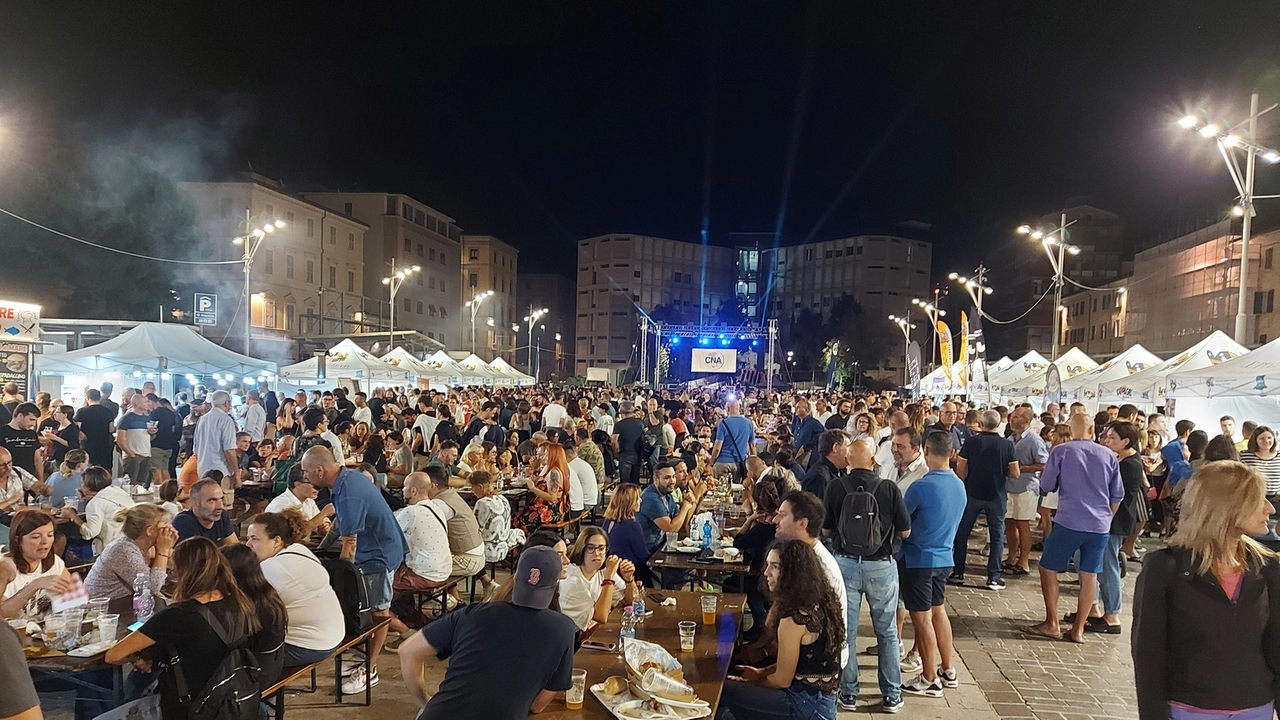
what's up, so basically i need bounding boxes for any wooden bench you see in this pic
[261,617,392,719]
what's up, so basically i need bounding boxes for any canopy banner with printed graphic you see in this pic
[938,321,953,384]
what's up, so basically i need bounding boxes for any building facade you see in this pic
[180,176,368,363]
[300,192,462,349]
[460,235,519,361]
[517,273,576,379]
[1059,278,1131,361]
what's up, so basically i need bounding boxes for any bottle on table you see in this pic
[632,582,645,620]
[133,572,154,622]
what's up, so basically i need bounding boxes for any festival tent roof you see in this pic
[1061,344,1163,405]
[986,351,1051,400]
[456,354,505,383]
[1000,348,1098,401]
[1167,334,1280,398]
[1097,331,1247,407]
[278,339,410,384]
[381,347,452,381]
[423,350,486,384]
[488,357,535,384]
[37,322,276,378]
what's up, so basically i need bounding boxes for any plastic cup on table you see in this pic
[678,620,697,652]
[87,598,110,622]
[97,614,120,644]
[566,669,587,709]
[42,612,66,643]
[701,594,718,625]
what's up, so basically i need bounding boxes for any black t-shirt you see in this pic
[732,520,777,574]
[99,397,119,418]
[614,417,645,459]
[460,418,486,448]
[958,432,1017,501]
[0,425,39,476]
[141,597,242,720]
[823,468,911,560]
[801,458,844,501]
[48,423,80,465]
[420,601,576,720]
[150,406,179,449]
[1112,454,1146,537]
[172,509,235,543]
[824,414,850,430]
[75,404,117,466]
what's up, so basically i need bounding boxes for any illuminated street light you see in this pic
[464,288,496,355]
[518,307,549,377]
[888,313,916,386]
[382,261,420,350]
[234,215,286,356]
[912,297,946,369]
[1177,95,1280,343]
[1016,213,1080,361]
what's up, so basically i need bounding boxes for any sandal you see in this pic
[1021,624,1062,641]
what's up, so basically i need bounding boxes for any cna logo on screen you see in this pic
[701,354,725,369]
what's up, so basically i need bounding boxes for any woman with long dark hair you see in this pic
[558,526,635,631]
[2,510,71,619]
[718,538,844,719]
[221,544,288,689]
[107,537,260,720]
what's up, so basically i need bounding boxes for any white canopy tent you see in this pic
[456,354,506,385]
[1000,347,1097,406]
[1164,336,1280,430]
[488,357,535,385]
[1097,331,1247,410]
[38,322,276,379]
[1061,344,1162,408]
[424,350,485,386]
[278,339,411,386]
[381,347,453,388]
[987,351,1051,404]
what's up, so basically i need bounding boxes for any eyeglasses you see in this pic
[585,544,608,553]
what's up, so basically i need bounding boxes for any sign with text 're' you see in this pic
[691,348,737,374]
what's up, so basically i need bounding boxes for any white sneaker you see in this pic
[902,674,943,698]
[900,650,923,674]
[340,659,363,677]
[939,667,959,688]
[340,666,379,695]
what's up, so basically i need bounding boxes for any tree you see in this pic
[713,298,749,327]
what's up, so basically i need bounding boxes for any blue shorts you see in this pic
[362,569,394,611]
[1040,523,1108,574]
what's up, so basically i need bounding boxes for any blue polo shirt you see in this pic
[332,467,408,571]
[636,484,678,553]
[901,469,967,569]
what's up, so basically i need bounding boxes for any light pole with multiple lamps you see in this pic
[380,259,420,350]
[464,288,495,356]
[1177,95,1280,345]
[232,214,286,357]
[888,313,916,386]
[1017,216,1079,361]
[520,307,548,377]
[911,297,946,369]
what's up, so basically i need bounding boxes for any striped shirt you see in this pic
[1241,451,1280,495]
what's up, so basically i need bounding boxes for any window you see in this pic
[263,250,273,274]
[439,307,447,317]
[1256,291,1266,314]
[426,216,436,232]
[286,211,294,226]
[1263,334,1270,344]
[824,250,833,259]
[343,202,353,217]
[285,304,295,331]
[286,255,294,279]
[348,233,355,250]
[469,273,478,287]
[429,276,436,289]
[429,305,438,317]
[634,270,641,278]
[416,274,423,286]
[265,204,274,220]
[417,243,424,257]
[307,218,315,237]
[403,298,411,311]
[1270,290,1276,314]
[429,248,436,261]
[347,271,355,292]
[328,266,336,288]
[439,252,446,265]
[402,204,412,220]
[469,248,480,260]
[404,238,412,252]
[219,198,233,218]
[417,301,424,314]
[1268,247,1274,270]
[414,209,424,226]
[386,197,398,215]
[306,260,314,284]
[329,228,336,245]
[440,280,446,293]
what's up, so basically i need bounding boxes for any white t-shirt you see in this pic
[265,490,320,521]
[565,458,585,512]
[3,554,66,614]
[558,563,625,631]
[261,544,346,651]
[319,430,346,467]
[395,499,453,581]
[82,485,135,553]
[813,540,850,670]
[353,406,372,426]
[595,411,614,436]
[541,403,568,432]
[815,410,834,425]
[413,415,440,451]
[569,456,599,508]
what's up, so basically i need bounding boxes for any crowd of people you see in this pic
[2,378,1280,719]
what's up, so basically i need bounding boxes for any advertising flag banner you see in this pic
[907,341,922,397]
[958,311,970,392]
[970,310,990,403]
[938,321,954,385]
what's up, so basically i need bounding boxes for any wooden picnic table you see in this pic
[23,595,153,705]
[539,590,746,719]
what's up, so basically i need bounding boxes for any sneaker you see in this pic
[945,574,965,586]
[900,650,923,674]
[340,659,364,677]
[939,667,959,688]
[837,696,858,711]
[986,577,1006,591]
[340,666,379,696]
[902,674,944,698]
[882,696,905,713]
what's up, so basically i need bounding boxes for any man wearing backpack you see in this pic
[823,437,911,713]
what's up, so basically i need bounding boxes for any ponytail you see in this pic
[60,449,89,478]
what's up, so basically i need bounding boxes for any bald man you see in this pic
[712,400,756,481]
[1023,413,1122,644]
[302,446,408,693]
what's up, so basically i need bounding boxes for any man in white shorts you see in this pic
[1006,408,1048,575]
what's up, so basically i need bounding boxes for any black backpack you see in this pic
[170,604,262,720]
[320,557,374,636]
[836,473,885,556]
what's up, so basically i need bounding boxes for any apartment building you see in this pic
[517,273,576,379]
[1059,278,1131,361]
[301,192,462,348]
[180,175,367,363]
[460,235,519,360]
[768,235,933,322]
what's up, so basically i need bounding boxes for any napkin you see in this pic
[51,573,88,613]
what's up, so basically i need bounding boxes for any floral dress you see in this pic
[518,468,568,532]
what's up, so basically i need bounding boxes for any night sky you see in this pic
[2,2,1279,282]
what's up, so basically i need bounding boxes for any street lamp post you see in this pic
[521,307,548,377]
[232,213,286,357]
[464,288,496,356]
[910,298,946,369]
[888,313,916,387]
[1178,96,1280,345]
[1017,215,1079,361]
[380,259,420,351]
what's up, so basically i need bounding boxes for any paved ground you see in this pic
[43,524,1146,720]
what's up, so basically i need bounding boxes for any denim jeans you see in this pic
[834,556,901,703]
[952,494,1007,582]
[1097,534,1124,615]
[717,679,837,720]
[280,642,339,667]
